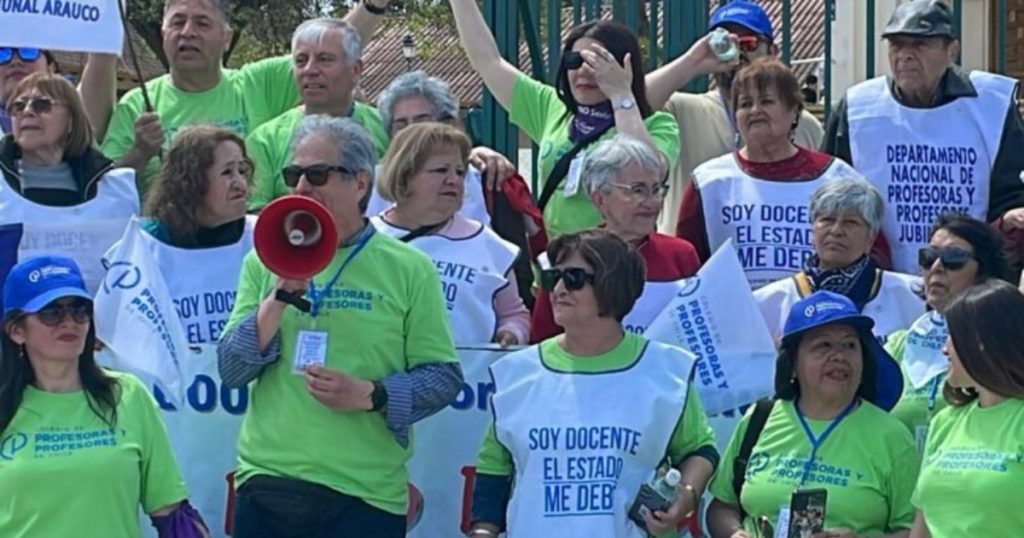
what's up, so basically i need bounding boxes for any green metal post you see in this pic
[573,1,582,25]
[519,0,545,80]
[781,0,792,65]
[647,1,659,72]
[547,0,562,83]
[585,0,600,21]
[824,0,834,121]
[482,0,519,162]
[997,0,1007,73]
[671,1,708,93]
[866,0,875,79]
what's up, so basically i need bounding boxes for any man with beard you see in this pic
[645,0,824,235]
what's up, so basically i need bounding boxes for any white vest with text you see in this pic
[371,216,518,344]
[0,167,139,293]
[846,71,1015,273]
[693,154,858,288]
[490,340,694,538]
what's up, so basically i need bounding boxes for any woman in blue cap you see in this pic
[0,255,208,537]
[706,290,917,538]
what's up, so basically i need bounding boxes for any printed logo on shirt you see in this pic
[720,203,814,279]
[319,286,382,312]
[746,452,772,476]
[531,425,644,517]
[884,144,979,245]
[0,432,28,460]
[757,455,863,488]
[164,118,247,149]
[24,427,119,459]
[925,446,1024,474]
[174,291,237,344]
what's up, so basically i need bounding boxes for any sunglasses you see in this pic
[9,96,57,117]
[0,47,42,66]
[563,50,585,70]
[540,267,596,292]
[918,246,975,271]
[737,36,762,53]
[281,164,354,188]
[32,300,92,327]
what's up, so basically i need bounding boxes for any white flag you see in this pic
[0,0,125,55]
[94,218,188,405]
[646,240,777,416]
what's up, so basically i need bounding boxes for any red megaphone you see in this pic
[254,195,338,280]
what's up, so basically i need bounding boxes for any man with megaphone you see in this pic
[217,115,463,538]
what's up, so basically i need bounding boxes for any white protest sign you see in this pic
[645,240,777,416]
[407,345,518,538]
[94,217,189,406]
[0,0,125,55]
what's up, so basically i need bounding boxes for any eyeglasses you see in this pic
[609,182,669,201]
[563,50,585,70]
[32,300,92,327]
[281,164,354,188]
[9,96,58,117]
[0,47,42,66]
[737,36,762,53]
[918,246,975,271]
[540,267,596,292]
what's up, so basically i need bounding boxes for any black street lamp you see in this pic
[402,34,417,71]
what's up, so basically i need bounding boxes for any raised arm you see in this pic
[645,33,738,110]
[343,0,392,46]
[78,53,118,141]
[448,0,521,109]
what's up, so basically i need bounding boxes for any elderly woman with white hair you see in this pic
[531,134,700,340]
[755,178,924,342]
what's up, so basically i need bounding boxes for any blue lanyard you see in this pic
[307,226,374,317]
[795,398,857,487]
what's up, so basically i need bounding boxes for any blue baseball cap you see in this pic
[3,255,91,319]
[709,1,775,41]
[780,291,903,411]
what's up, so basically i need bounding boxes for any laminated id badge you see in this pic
[293,330,328,373]
[563,152,587,197]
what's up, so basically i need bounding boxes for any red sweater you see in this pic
[529,233,700,343]
[675,147,893,269]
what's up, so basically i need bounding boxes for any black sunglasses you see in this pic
[563,50,585,70]
[33,300,92,327]
[9,96,56,117]
[918,246,975,271]
[0,47,42,66]
[281,164,354,188]
[540,267,596,292]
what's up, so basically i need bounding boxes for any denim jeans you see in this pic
[232,475,405,538]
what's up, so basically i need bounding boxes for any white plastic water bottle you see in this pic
[652,468,682,501]
[709,27,739,62]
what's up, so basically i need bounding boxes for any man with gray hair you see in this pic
[247,17,391,210]
[219,115,462,536]
[530,134,703,339]
[823,0,1024,273]
[101,0,394,191]
[755,177,924,341]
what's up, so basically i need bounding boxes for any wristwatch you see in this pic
[614,96,636,110]
[363,0,387,15]
[370,380,388,412]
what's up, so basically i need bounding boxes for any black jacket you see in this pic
[0,135,116,207]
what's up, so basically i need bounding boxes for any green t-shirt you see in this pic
[508,73,681,239]
[476,333,716,476]
[101,55,300,191]
[0,372,187,537]
[245,104,390,210]
[709,399,918,537]
[913,398,1024,538]
[225,231,458,515]
[886,330,948,451]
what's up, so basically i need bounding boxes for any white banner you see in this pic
[0,0,125,55]
[646,240,777,416]
[94,218,188,405]
[407,345,517,538]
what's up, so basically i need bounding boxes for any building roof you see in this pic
[360,0,826,108]
[54,28,166,91]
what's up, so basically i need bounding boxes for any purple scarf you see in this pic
[569,101,615,143]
